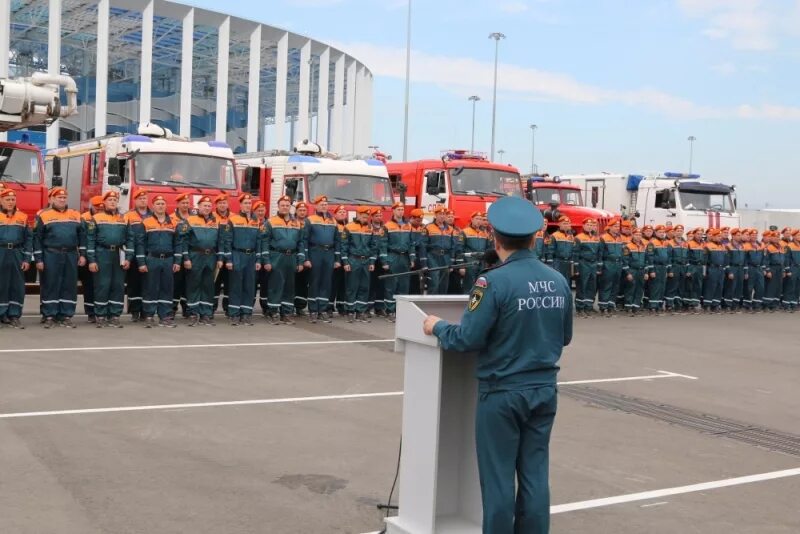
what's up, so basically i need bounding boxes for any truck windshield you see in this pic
[134,153,237,190]
[530,187,582,206]
[679,191,735,212]
[449,167,521,196]
[307,173,394,205]
[0,147,41,184]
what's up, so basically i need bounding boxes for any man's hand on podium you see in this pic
[423,314,442,335]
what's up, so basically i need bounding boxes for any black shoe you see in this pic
[43,317,56,329]
[387,313,396,323]
[323,312,333,323]
[96,318,106,328]
[8,318,23,329]
[308,313,318,324]
[280,315,295,325]
[356,312,371,323]
[143,317,156,328]
[230,317,241,327]
[295,309,307,317]
[109,317,123,328]
[202,316,216,326]
[61,318,77,329]
[347,313,355,323]
[375,309,387,317]
[241,315,254,326]
[188,316,200,327]
[159,318,177,328]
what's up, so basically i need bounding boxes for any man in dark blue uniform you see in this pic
[423,196,573,534]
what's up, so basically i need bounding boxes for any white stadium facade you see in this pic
[1,0,374,154]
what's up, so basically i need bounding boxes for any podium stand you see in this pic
[386,295,482,534]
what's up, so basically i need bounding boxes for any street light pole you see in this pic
[498,149,505,162]
[529,124,537,174]
[469,95,480,152]
[688,135,696,174]
[402,0,412,161]
[488,32,505,162]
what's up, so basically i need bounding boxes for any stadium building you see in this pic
[1,0,373,154]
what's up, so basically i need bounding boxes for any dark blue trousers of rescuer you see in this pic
[228,250,257,318]
[92,248,125,318]
[477,385,557,534]
[308,246,335,314]
[142,256,174,319]
[0,247,26,319]
[41,249,79,319]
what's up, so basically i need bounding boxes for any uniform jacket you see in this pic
[572,232,602,269]
[184,213,223,262]
[599,232,625,267]
[263,215,305,266]
[461,225,491,264]
[87,210,127,264]
[764,243,787,272]
[385,219,417,262]
[622,240,650,271]
[547,230,575,264]
[134,214,182,265]
[669,238,689,266]
[421,222,457,266]
[704,242,729,268]
[225,212,264,262]
[372,223,389,265]
[342,220,376,265]
[648,237,672,274]
[0,208,33,259]
[433,249,573,390]
[33,207,85,263]
[687,239,706,265]
[306,212,341,260]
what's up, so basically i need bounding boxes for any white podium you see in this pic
[386,295,482,534]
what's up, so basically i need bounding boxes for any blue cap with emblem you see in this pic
[488,196,544,238]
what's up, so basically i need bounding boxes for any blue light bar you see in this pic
[122,135,153,143]
[664,172,700,179]
[207,140,230,148]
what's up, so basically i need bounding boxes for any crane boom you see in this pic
[0,72,78,133]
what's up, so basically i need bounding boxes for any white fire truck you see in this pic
[45,123,241,213]
[235,140,394,218]
[559,172,741,229]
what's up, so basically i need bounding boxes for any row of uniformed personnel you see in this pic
[536,216,800,316]
[0,185,494,329]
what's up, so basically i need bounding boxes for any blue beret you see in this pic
[488,196,544,238]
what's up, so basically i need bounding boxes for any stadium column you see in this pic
[345,58,357,156]
[179,8,194,138]
[0,0,9,142]
[330,53,345,154]
[215,17,230,142]
[274,32,289,150]
[46,0,61,148]
[297,39,311,142]
[94,0,109,137]
[139,0,154,126]
[365,72,373,150]
[246,25,262,152]
[317,47,330,147]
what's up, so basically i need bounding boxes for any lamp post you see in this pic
[498,149,505,162]
[468,95,480,152]
[402,0,412,161]
[687,136,696,174]
[529,124,537,174]
[488,32,505,161]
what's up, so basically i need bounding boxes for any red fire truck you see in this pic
[386,150,523,227]
[524,174,614,233]
[0,72,78,222]
[44,124,242,213]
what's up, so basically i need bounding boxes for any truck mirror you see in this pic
[107,157,122,186]
[397,182,407,204]
[243,167,259,193]
[51,175,63,187]
[425,171,439,195]
[436,174,446,194]
[52,156,62,178]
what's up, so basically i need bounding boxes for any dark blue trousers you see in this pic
[476,385,557,534]
[41,250,79,319]
[308,247,335,314]
[142,256,174,319]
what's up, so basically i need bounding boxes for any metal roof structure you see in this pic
[3,0,373,155]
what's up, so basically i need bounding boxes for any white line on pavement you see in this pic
[0,392,405,419]
[361,468,800,533]
[0,339,395,354]
[0,370,696,420]
[550,467,800,514]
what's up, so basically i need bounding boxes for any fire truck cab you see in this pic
[559,172,741,229]
[386,150,523,227]
[0,139,47,222]
[235,140,394,219]
[524,174,614,233]
[45,123,240,213]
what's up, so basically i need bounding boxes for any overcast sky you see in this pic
[185,0,800,209]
